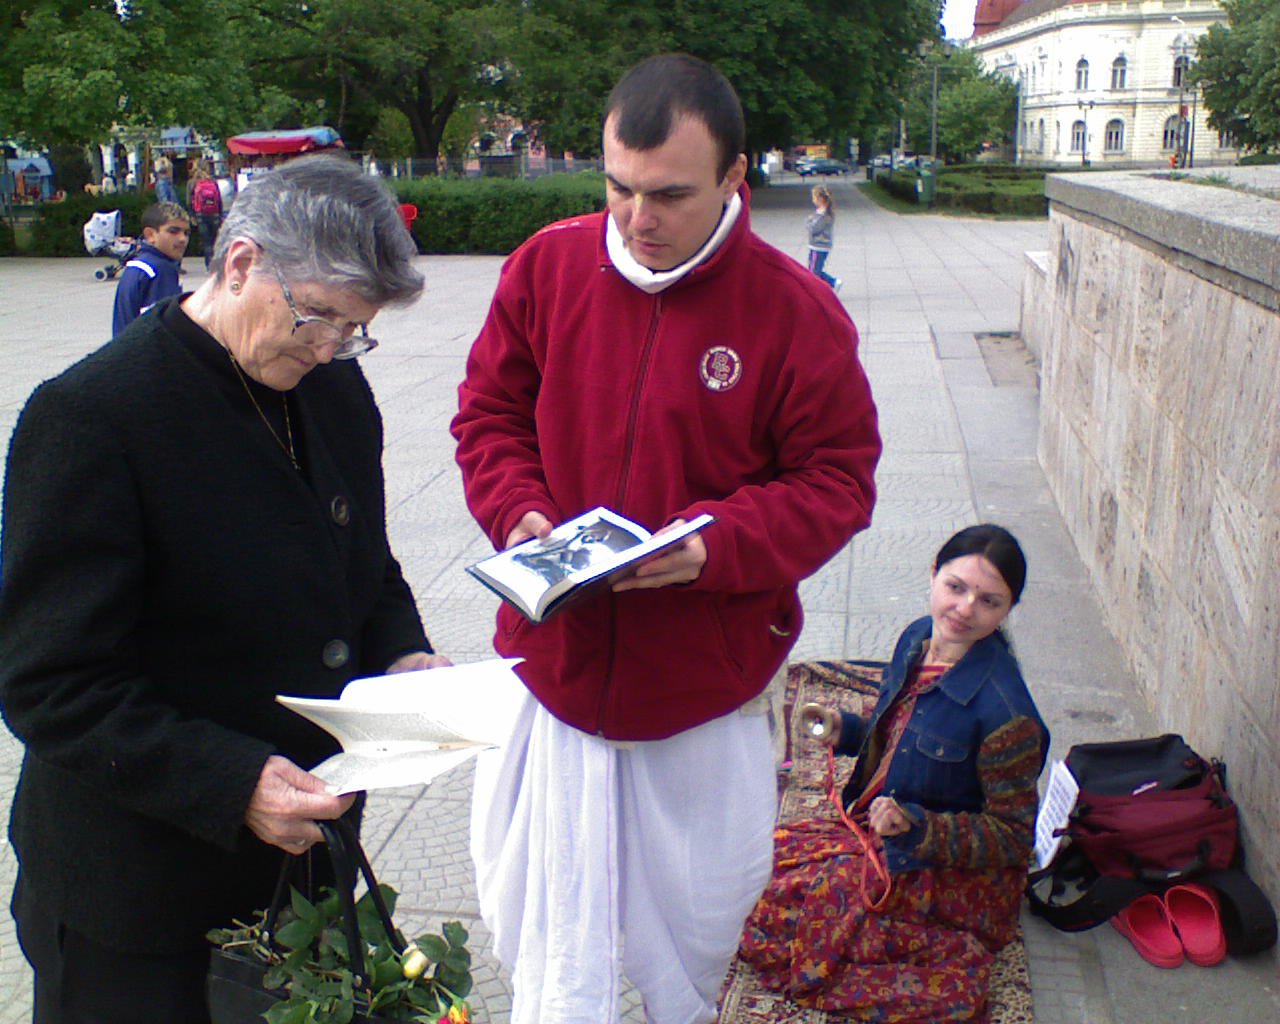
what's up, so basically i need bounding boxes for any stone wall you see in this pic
[1027,169,1280,900]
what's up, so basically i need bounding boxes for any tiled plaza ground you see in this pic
[0,177,1275,1022]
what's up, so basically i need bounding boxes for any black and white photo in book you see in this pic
[467,507,715,623]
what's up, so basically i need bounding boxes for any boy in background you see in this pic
[111,202,189,337]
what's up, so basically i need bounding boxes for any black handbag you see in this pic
[207,819,406,1024]
[1199,867,1279,955]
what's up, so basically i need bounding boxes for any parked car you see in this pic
[797,157,851,176]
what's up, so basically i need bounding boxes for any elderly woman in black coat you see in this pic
[0,153,446,1023]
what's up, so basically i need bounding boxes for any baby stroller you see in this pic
[83,210,139,280]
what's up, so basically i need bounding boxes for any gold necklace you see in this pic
[224,348,299,470]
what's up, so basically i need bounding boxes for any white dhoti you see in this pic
[470,691,777,1024]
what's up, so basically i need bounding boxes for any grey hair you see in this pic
[211,153,423,305]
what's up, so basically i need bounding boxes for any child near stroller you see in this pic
[83,209,140,281]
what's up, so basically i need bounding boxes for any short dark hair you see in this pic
[141,202,188,232]
[603,53,745,181]
[935,524,1027,605]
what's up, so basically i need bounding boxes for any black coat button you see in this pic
[322,639,350,669]
[330,496,350,526]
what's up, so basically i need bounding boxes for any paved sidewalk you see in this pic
[0,180,1276,1022]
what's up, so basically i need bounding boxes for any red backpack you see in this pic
[192,178,222,215]
[1028,735,1241,930]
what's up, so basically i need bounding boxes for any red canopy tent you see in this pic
[225,127,344,156]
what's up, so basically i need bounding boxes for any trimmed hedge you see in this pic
[16,173,606,258]
[877,171,920,204]
[30,192,148,256]
[20,190,211,258]
[395,173,605,254]
[874,163,1047,216]
[934,170,1047,216]
[0,218,15,256]
[934,183,1047,216]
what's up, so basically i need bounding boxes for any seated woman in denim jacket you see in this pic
[739,524,1049,1023]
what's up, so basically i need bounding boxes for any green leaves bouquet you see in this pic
[207,820,473,1024]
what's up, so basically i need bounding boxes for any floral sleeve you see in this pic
[901,715,1045,869]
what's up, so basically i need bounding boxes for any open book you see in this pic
[277,658,525,795]
[466,507,716,623]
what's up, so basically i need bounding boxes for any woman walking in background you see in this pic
[806,184,840,292]
[188,162,225,271]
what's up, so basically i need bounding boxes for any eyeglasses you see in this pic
[270,264,378,360]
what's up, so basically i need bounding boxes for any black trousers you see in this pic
[13,875,211,1024]
[195,214,221,271]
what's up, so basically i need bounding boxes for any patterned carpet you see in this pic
[716,660,1035,1024]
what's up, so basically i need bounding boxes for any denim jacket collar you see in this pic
[893,616,1006,708]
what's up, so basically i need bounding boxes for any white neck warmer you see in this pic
[605,192,743,294]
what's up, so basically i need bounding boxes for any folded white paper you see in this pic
[277,657,525,794]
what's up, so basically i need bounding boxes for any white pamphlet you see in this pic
[277,657,525,795]
[1034,758,1081,869]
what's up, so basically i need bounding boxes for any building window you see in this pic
[1071,120,1087,153]
[1111,56,1127,90]
[1038,119,1046,153]
[1076,59,1090,90]
[1104,119,1125,152]
[1173,55,1191,88]
[1218,128,1237,149]
[1162,115,1187,150]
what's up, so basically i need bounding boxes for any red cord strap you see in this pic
[825,747,894,910]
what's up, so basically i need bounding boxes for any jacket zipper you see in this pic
[595,292,664,735]
[615,292,664,511]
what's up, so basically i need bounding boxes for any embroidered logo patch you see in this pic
[699,346,742,392]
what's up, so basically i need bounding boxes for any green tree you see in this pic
[1194,0,1280,152]
[669,0,942,154]
[897,46,1016,162]
[500,1,670,157]
[440,104,486,163]
[364,107,415,161]
[237,0,517,161]
[501,0,941,157]
[0,1,255,147]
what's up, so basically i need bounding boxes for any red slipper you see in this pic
[1112,893,1184,968]
[1165,883,1228,966]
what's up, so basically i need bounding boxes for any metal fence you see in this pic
[376,155,604,180]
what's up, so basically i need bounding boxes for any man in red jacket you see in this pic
[452,53,880,1024]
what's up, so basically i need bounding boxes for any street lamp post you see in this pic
[1014,68,1025,166]
[1171,15,1193,168]
[1189,88,1198,168]
[1077,100,1095,167]
[929,64,939,163]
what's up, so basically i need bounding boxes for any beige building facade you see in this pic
[968,0,1242,168]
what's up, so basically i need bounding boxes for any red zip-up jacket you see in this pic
[452,187,880,740]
